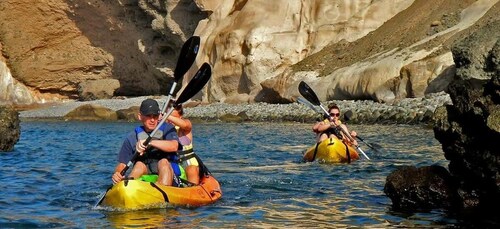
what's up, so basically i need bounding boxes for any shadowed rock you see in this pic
[384,19,500,221]
[433,20,500,214]
[384,165,458,211]
[116,106,139,122]
[0,105,20,151]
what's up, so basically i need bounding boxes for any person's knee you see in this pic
[158,159,170,166]
[130,162,147,177]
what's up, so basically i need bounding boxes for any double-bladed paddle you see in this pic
[298,81,370,160]
[159,36,200,115]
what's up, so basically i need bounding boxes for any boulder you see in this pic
[78,79,120,101]
[64,104,118,121]
[0,105,20,151]
[116,106,140,122]
[384,165,458,211]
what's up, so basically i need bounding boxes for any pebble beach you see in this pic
[19,92,452,125]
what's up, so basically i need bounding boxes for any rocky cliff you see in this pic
[433,19,500,215]
[0,0,499,105]
[0,0,203,103]
[384,18,499,219]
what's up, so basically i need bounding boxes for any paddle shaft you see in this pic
[355,135,381,152]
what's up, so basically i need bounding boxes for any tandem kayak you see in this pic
[303,137,359,163]
[99,175,222,210]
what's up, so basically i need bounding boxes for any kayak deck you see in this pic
[303,137,359,163]
[100,175,222,210]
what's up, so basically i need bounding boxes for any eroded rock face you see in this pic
[265,1,498,104]
[0,105,20,151]
[0,0,113,101]
[192,0,415,103]
[2,0,499,105]
[0,0,195,103]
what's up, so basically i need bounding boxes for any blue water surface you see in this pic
[1,121,460,228]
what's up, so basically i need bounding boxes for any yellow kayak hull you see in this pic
[303,137,359,163]
[100,175,222,210]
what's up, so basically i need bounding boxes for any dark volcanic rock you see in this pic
[385,20,500,220]
[434,20,500,214]
[384,165,458,211]
[0,105,20,151]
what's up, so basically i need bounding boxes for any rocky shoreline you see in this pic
[19,92,452,125]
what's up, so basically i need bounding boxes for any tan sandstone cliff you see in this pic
[1,0,499,105]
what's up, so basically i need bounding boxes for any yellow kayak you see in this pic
[303,137,359,163]
[99,175,222,210]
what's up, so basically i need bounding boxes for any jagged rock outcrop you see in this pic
[0,105,20,151]
[0,0,113,101]
[384,19,500,217]
[433,19,500,215]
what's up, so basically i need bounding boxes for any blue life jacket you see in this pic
[134,123,178,161]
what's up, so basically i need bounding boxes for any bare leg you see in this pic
[186,165,200,185]
[156,159,173,186]
[129,161,147,179]
[318,133,328,142]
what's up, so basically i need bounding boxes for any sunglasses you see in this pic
[329,113,340,117]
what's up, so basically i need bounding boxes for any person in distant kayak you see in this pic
[167,103,207,185]
[312,103,358,145]
[111,98,181,186]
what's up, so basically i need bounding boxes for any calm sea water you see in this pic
[1,121,460,228]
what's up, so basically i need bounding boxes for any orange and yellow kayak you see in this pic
[99,175,222,210]
[303,137,359,163]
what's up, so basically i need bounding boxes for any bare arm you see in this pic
[313,121,331,133]
[148,139,179,152]
[167,116,192,133]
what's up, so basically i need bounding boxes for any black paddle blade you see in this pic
[173,36,200,81]
[298,81,321,106]
[175,62,211,104]
[343,110,353,121]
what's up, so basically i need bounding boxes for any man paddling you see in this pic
[111,98,181,186]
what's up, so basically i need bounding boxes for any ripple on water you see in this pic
[0,121,464,228]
